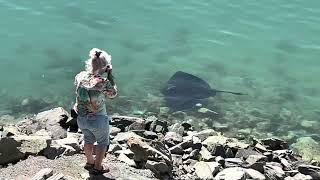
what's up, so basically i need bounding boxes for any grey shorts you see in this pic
[77,114,110,149]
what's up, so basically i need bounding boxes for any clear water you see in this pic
[0,0,320,140]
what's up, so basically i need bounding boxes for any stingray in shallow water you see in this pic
[161,71,246,112]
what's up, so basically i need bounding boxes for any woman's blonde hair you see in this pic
[85,48,112,73]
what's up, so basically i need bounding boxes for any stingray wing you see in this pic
[162,71,214,111]
[162,71,212,98]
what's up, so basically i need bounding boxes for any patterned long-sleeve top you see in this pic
[74,71,117,116]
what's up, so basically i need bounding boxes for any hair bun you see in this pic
[95,51,102,58]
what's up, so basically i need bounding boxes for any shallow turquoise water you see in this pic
[0,1,320,139]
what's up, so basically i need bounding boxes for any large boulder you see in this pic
[0,135,51,165]
[16,107,69,140]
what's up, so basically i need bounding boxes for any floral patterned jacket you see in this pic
[74,71,117,116]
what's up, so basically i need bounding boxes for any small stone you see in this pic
[159,107,170,115]
[21,98,30,106]
[195,103,202,107]
[198,107,218,115]
[189,149,200,160]
[184,147,193,154]
[225,148,234,158]
[215,156,225,166]
[169,145,184,155]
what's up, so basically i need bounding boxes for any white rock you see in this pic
[193,161,214,180]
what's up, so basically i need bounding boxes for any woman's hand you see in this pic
[104,85,118,98]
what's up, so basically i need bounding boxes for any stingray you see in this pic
[161,71,246,112]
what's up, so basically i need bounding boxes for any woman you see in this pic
[73,48,117,175]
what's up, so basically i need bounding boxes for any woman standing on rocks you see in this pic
[73,48,117,175]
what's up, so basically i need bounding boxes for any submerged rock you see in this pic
[292,136,320,162]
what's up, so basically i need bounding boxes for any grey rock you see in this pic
[168,123,184,136]
[127,138,172,170]
[164,132,183,147]
[193,129,219,142]
[43,143,77,159]
[244,168,266,180]
[199,146,214,162]
[31,168,53,180]
[110,126,121,136]
[113,131,144,144]
[235,148,262,159]
[131,130,158,140]
[118,153,136,167]
[192,136,202,150]
[215,167,247,180]
[261,138,288,150]
[225,158,244,168]
[46,173,65,180]
[108,144,123,153]
[183,159,198,166]
[280,158,292,171]
[114,149,134,158]
[215,156,225,166]
[145,160,170,177]
[17,107,69,140]
[208,144,225,157]
[169,145,184,155]
[182,164,194,174]
[111,115,144,132]
[264,164,285,180]
[246,155,268,164]
[225,147,234,158]
[183,147,193,154]
[127,121,146,131]
[284,173,312,180]
[298,164,320,179]
[205,162,221,176]
[245,155,267,173]
[148,119,168,134]
[181,122,192,132]
[189,149,200,160]
[0,135,50,165]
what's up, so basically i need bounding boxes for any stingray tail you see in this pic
[214,90,247,95]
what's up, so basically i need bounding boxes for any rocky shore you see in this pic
[0,107,319,180]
